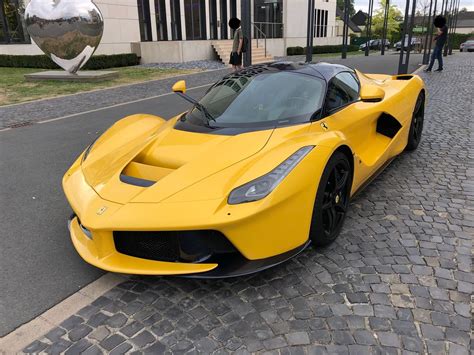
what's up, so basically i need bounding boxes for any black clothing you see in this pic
[229,51,242,66]
[435,25,448,47]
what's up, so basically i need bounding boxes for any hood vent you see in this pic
[120,161,174,187]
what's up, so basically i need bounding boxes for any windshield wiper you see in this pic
[193,102,215,123]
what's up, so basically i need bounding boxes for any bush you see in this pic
[287,46,305,55]
[451,32,474,49]
[0,53,140,69]
[286,44,359,56]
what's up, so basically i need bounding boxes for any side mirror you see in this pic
[172,80,187,94]
[360,85,385,102]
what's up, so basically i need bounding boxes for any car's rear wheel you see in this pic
[309,152,352,247]
[406,91,425,151]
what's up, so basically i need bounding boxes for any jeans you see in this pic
[428,45,443,70]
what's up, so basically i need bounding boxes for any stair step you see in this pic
[212,41,274,65]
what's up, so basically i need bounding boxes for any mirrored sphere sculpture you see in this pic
[25,0,104,74]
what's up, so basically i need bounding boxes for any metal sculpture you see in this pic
[25,0,104,74]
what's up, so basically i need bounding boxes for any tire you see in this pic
[406,91,425,151]
[309,152,352,247]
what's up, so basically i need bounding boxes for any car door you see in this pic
[314,72,385,191]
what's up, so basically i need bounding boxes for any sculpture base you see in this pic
[24,70,119,82]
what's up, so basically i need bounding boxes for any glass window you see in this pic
[154,0,168,41]
[220,0,228,39]
[254,0,283,38]
[184,0,206,40]
[209,0,217,40]
[1,0,29,44]
[186,72,325,127]
[325,72,360,112]
[314,9,328,38]
[137,0,152,41]
[170,0,182,40]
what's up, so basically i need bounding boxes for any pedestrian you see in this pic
[425,15,448,72]
[229,17,243,72]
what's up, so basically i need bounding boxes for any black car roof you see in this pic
[220,61,354,84]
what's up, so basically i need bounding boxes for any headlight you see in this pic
[228,146,314,205]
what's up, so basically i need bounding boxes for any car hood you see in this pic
[82,117,274,204]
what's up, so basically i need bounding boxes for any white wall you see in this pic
[135,40,218,63]
[0,0,139,55]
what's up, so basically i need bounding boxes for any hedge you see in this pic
[287,44,359,56]
[450,32,474,49]
[0,53,140,69]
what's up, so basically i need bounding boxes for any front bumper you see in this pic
[63,149,323,277]
[68,214,309,278]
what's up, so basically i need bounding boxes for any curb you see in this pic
[0,274,128,353]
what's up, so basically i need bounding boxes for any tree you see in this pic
[337,0,356,18]
[371,0,403,41]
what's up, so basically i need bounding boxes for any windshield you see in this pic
[186,71,325,128]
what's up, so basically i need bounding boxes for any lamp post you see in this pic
[241,0,252,67]
[365,0,374,56]
[306,0,315,63]
[398,0,417,74]
[443,0,455,56]
[448,0,460,54]
[381,0,390,55]
[341,0,350,59]
[422,0,434,64]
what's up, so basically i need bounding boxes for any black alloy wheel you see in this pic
[406,91,425,151]
[310,152,352,246]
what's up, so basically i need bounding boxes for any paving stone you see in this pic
[23,340,48,353]
[285,332,310,346]
[81,345,102,355]
[44,327,67,342]
[64,339,93,355]
[89,326,110,342]
[68,324,93,342]
[107,313,128,328]
[377,332,400,347]
[110,342,133,355]
[100,334,126,351]
[131,330,155,348]
[44,338,72,354]
[263,336,287,350]
[420,324,445,340]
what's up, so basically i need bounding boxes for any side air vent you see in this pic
[376,113,402,138]
[394,75,413,80]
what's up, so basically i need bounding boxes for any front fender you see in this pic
[80,114,168,188]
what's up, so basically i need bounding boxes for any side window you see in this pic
[325,72,360,112]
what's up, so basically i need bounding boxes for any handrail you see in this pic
[252,22,267,58]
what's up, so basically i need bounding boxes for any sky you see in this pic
[354,0,474,14]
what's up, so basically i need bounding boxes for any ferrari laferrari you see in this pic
[63,62,425,277]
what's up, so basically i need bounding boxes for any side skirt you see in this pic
[350,157,396,200]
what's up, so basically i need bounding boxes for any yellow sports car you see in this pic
[63,62,425,277]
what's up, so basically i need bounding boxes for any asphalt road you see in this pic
[0,88,208,337]
[0,54,423,336]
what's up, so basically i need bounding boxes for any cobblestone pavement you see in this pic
[23,54,473,354]
[0,69,230,130]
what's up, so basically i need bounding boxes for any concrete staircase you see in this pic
[211,40,274,66]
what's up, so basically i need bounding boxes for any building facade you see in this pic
[1,0,341,62]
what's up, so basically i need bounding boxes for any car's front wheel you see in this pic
[309,152,352,247]
[406,91,425,151]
